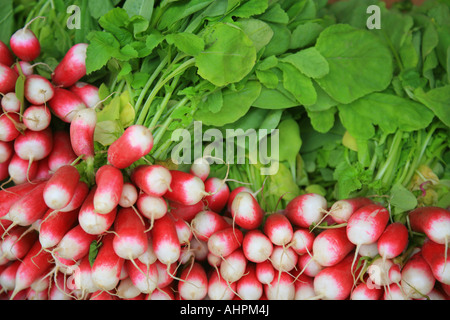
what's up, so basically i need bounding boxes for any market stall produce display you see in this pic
[0,0,449,300]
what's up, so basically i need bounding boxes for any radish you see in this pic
[113,207,148,260]
[236,263,263,300]
[69,82,101,109]
[207,269,236,300]
[43,165,80,210]
[70,108,97,161]
[138,233,157,266]
[377,222,409,260]
[242,229,273,263]
[1,226,38,260]
[72,256,98,298]
[207,227,243,258]
[1,92,21,113]
[52,43,88,88]
[155,260,177,288]
[284,193,328,228]
[190,157,210,181]
[0,40,14,66]
[22,105,51,131]
[94,164,123,214]
[147,285,175,300]
[0,63,18,94]
[0,181,39,218]
[408,206,450,245]
[90,290,116,300]
[35,157,51,180]
[0,157,9,180]
[150,213,180,267]
[328,197,373,224]
[230,191,264,230]
[107,124,154,169]
[0,260,22,291]
[91,233,124,291]
[270,245,298,272]
[0,140,13,163]
[220,248,247,283]
[130,164,172,197]
[78,187,117,235]
[168,200,205,223]
[48,87,86,123]
[116,277,142,300]
[297,253,323,278]
[136,193,167,227]
[24,74,54,105]
[202,177,230,213]
[263,212,294,246]
[367,256,395,288]
[190,210,230,242]
[264,271,295,300]
[7,181,48,227]
[227,186,252,213]
[9,19,41,62]
[293,273,316,300]
[178,262,208,300]
[59,180,89,212]
[359,242,380,258]
[289,227,315,255]
[47,130,77,173]
[421,239,450,285]
[10,240,53,299]
[119,182,138,208]
[186,237,209,262]
[164,170,206,206]
[14,127,53,165]
[170,212,192,246]
[38,208,78,249]
[125,258,158,294]
[0,112,21,142]
[7,153,39,185]
[400,252,435,299]
[350,282,383,300]
[54,224,97,261]
[311,227,355,267]
[13,61,35,77]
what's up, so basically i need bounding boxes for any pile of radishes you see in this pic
[1,23,449,301]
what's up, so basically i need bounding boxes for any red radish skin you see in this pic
[22,105,51,132]
[10,27,40,62]
[0,158,9,181]
[284,193,328,228]
[147,285,175,300]
[0,112,21,142]
[151,214,181,266]
[7,181,48,227]
[60,180,89,212]
[38,208,78,249]
[0,260,21,291]
[0,181,40,218]
[1,92,21,113]
[0,141,13,163]
[408,206,450,245]
[170,212,192,246]
[312,227,355,267]
[263,213,294,246]
[202,177,230,213]
[119,182,138,208]
[230,191,264,230]
[242,229,273,263]
[155,260,176,288]
[377,222,409,260]
[165,170,206,206]
[113,207,148,260]
[351,282,383,300]
[35,157,51,180]
[43,165,80,210]
[13,61,34,77]
[1,226,38,260]
[168,200,204,223]
[297,253,323,278]
[178,262,208,300]
[400,252,435,299]
[47,130,77,173]
[421,239,450,285]
[69,82,101,109]
[125,258,158,294]
[290,228,315,255]
[190,157,210,182]
[328,197,373,224]
[91,233,124,291]
[0,64,18,94]
[24,75,54,105]
[207,227,243,258]
[11,241,53,299]
[54,224,97,261]
[131,164,172,197]
[0,41,14,66]
[107,125,154,169]
[8,153,39,185]
[237,264,263,300]
[78,187,117,235]
[52,43,88,88]
[190,210,230,242]
[70,108,96,161]
[72,256,98,297]
[94,165,123,214]
[14,127,53,163]
[48,87,86,123]
[264,271,295,300]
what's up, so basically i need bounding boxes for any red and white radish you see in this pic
[125,258,158,294]
[178,262,208,300]
[47,130,77,173]
[190,210,230,242]
[14,127,53,164]
[242,229,273,263]
[237,263,263,300]
[207,269,236,300]
[24,74,54,105]
[289,227,315,255]
[9,20,41,62]
[69,82,101,109]
[136,193,167,227]
[420,239,450,285]
[0,40,14,67]
[408,206,450,245]
[0,112,21,142]
[164,170,206,206]
[328,197,373,224]
[207,227,243,259]
[150,213,180,267]
[48,87,86,123]
[93,164,123,214]
[70,108,96,161]
[113,207,148,260]
[43,165,80,210]
[284,193,327,228]
[0,64,18,95]
[22,105,51,131]
[53,224,97,261]
[400,252,435,299]
[52,43,88,88]
[190,157,210,182]
[220,248,247,283]
[264,271,295,300]
[350,281,383,300]
[168,200,204,223]
[1,92,21,113]
[263,212,293,246]
[0,140,13,163]
[119,182,138,208]
[1,226,38,260]
[230,191,264,230]
[0,181,39,218]
[38,208,78,249]
[377,222,409,260]
[130,164,172,197]
[311,227,355,267]
[202,177,230,213]
[59,180,89,212]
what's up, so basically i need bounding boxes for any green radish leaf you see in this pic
[94,120,123,146]
[278,118,302,165]
[281,47,329,79]
[315,24,393,104]
[86,31,121,74]
[97,96,121,122]
[414,86,450,127]
[256,69,279,89]
[166,32,205,56]
[278,62,317,106]
[88,240,102,267]
[259,3,289,24]
[390,183,418,214]
[123,0,154,21]
[234,18,274,53]
[290,22,324,50]
[229,0,269,18]
[268,161,301,202]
